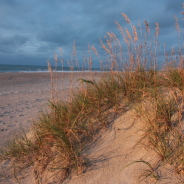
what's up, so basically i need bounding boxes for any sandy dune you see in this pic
[0,72,183,184]
[63,108,180,184]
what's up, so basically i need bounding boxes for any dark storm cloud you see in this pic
[166,0,183,13]
[0,0,183,66]
[0,35,28,53]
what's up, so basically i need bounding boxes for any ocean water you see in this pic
[0,64,97,73]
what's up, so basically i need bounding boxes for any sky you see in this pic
[0,0,183,67]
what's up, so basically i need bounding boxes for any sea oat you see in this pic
[100,38,111,54]
[155,22,159,36]
[144,20,150,34]
[174,16,180,37]
[125,28,132,40]
[132,25,138,42]
[106,34,113,50]
[172,46,175,56]
[138,20,142,36]
[91,45,98,56]
[72,40,77,56]
[115,21,124,33]
[115,21,129,44]
[54,53,58,63]
[59,47,64,70]
[122,13,130,24]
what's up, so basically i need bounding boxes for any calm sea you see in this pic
[0,64,99,73]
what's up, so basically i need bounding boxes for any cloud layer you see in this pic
[0,0,183,66]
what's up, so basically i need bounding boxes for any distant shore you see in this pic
[0,72,98,147]
[0,64,102,73]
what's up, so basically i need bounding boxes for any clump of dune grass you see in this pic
[163,67,184,90]
[1,4,184,183]
[137,92,178,157]
[135,88,184,176]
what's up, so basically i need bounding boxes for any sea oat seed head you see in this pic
[122,13,130,23]
[125,28,132,40]
[174,16,180,34]
[91,45,98,55]
[132,25,138,42]
[155,22,159,36]
[144,20,150,33]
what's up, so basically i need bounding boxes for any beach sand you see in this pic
[0,72,95,147]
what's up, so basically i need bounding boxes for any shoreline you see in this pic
[0,72,97,147]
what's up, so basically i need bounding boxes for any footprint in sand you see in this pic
[1,129,8,131]
[7,125,15,127]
